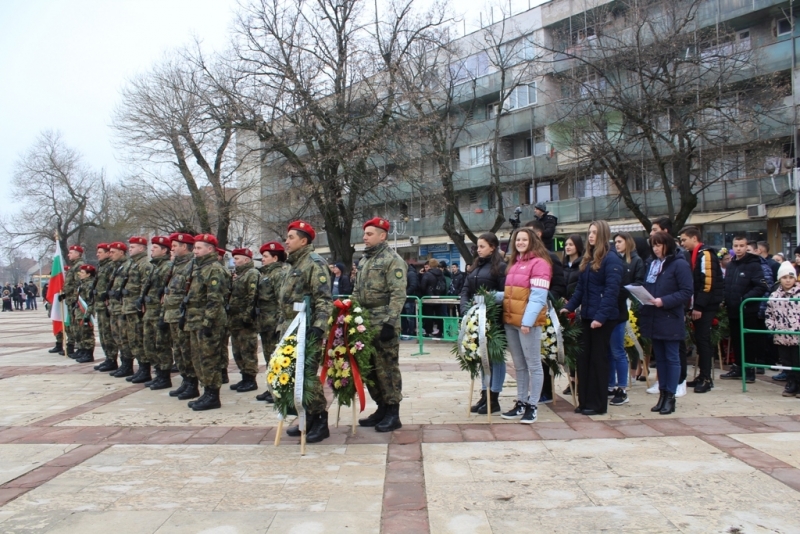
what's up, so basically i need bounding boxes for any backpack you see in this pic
[431,274,447,296]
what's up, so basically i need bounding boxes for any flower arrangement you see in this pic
[267,331,322,418]
[552,297,581,372]
[624,300,652,362]
[321,299,374,410]
[540,313,561,377]
[452,288,506,379]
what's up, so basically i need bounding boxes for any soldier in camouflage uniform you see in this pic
[161,232,200,400]
[141,236,173,390]
[56,245,83,357]
[108,242,134,377]
[279,221,333,443]
[122,236,152,384]
[227,247,261,392]
[255,241,288,402]
[217,248,232,385]
[93,243,120,372]
[72,264,97,363]
[352,218,407,432]
[184,233,229,411]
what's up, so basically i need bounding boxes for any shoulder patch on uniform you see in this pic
[250,283,256,288]
[211,280,218,286]
[394,269,404,279]
[319,275,327,283]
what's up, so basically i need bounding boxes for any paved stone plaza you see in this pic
[0,309,799,533]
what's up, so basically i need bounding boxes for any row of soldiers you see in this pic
[49,218,407,443]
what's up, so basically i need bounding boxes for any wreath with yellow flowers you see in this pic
[322,299,375,410]
[266,332,321,418]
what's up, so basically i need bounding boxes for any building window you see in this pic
[776,18,793,37]
[467,143,490,167]
[450,52,490,84]
[536,180,558,203]
[579,73,606,97]
[487,103,500,120]
[576,174,609,198]
[507,83,537,110]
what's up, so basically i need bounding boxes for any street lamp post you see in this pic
[390,219,408,250]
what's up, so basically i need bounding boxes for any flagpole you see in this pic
[54,231,67,358]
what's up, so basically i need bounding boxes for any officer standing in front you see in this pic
[352,217,407,432]
[279,221,333,443]
[185,233,229,411]
[228,247,261,393]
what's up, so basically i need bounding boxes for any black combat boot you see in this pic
[66,343,75,357]
[149,369,172,390]
[188,388,209,408]
[111,359,134,378]
[478,391,501,415]
[375,404,402,432]
[358,403,386,427]
[170,363,179,373]
[191,387,221,411]
[229,374,242,390]
[651,391,666,412]
[126,362,144,382]
[169,375,189,397]
[471,390,487,414]
[76,349,95,363]
[177,377,200,400]
[236,374,257,392]
[305,411,330,443]
[48,341,61,353]
[69,348,84,360]
[221,368,229,384]
[131,363,152,384]
[96,359,118,372]
[286,415,313,437]
[659,392,676,415]
[256,390,274,402]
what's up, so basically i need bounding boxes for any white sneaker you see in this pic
[646,381,660,394]
[675,381,687,398]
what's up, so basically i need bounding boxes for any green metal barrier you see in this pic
[739,297,800,392]
[400,296,462,356]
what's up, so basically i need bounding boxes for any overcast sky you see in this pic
[0,0,540,216]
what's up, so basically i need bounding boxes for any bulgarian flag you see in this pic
[46,242,70,335]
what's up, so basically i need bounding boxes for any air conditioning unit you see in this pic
[408,235,420,245]
[747,204,767,218]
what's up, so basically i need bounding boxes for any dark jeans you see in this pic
[730,314,764,368]
[679,339,688,384]
[422,304,444,336]
[401,299,416,336]
[777,345,800,379]
[653,339,681,394]
[577,319,613,414]
[692,306,719,379]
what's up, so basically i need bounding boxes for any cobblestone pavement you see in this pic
[1,307,799,533]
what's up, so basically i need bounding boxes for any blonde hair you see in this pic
[426,258,439,268]
[580,220,612,272]
[613,232,636,263]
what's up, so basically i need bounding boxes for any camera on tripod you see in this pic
[508,206,523,230]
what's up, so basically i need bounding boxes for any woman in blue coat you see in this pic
[638,231,694,415]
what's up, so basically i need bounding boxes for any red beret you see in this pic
[68,245,84,254]
[78,264,96,275]
[169,232,195,244]
[128,236,147,246]
[260,241,285,255]
[96,243,110,251]
[195,234,218,247]
[363,217,390,232]
[231,247,252,258]
[216,247,226,257]
[287,220,315,241]
[151,236,172,248]
[109,242,128,252]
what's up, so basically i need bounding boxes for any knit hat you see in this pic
[777,261,796,280]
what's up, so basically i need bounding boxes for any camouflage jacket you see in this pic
[257,262,288,333]
[278,244,333,333]
[62,256,83,306]
[142,256,171,321]
[162,253,194,324]
[122,251,151,315]
[94,258,115,307]
[228,260,260,329]
[108,257,133,316]
[352,242,407,329]
[75,278,94,318]
[185,252,228,331]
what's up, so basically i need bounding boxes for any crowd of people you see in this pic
[1,282,39,311]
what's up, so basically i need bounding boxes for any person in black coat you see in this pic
[533,202,558,251]
[448,264,466,297]
[460,232,508,414]
[638,231,694,415]
[401,264,420,336]
[421,259,445,336]
[526,220,566,300]
[331,262,352,296]
[563,234,584,299]
[721,235,771,381]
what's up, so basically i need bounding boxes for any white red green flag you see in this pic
[45,242,70,335]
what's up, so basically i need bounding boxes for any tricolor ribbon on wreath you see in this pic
[458,295,491,390]
[266,301,308,432]
[320,298,367,412]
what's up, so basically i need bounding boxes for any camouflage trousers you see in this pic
[260,329,280,364]
[219,328,230,371]
[96,307,118,361]
[124,313,144,363]
[73,314,95,351]
[111,314,133,361]
[230,327,259,376]
[170,323,195,378]
[190,328,224,389]
[365,335,403,405]
[55,322,75,347]
[143,318,173,370]
[304,348,327,415]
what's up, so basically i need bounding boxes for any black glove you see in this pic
[308,327,324,341]
[158,318,169,331]
[380,324,395,342]
[202,326,213,338]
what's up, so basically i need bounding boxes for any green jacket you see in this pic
[75,278,94,318]
[122,251,151,315]
[142,256,171,320]
[108,257,133,316]
[185,252,229,331]
[257,262,288,333]
[95,257,115,308]
[63,256,82,306]
[228,260,260,328]
[162,253,194,324]
[278,244,333,333]
[352,242,407,329]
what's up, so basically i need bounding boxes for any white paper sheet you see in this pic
[625,284,655,305]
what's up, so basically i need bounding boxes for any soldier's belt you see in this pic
[360,297,390,306]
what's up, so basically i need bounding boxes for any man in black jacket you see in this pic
[533,203,558,251]
[721,234,771,382]
[448,264,466,297]
[679,226,724,393]
[526,220,566,299]
[401,264,419,337]
[420,259,445,336]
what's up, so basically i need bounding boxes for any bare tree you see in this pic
[0,131,109,254]
[226,0,447,265]
[545,0,787,231]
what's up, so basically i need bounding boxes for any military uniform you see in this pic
[108,249,135,376]
[228,250,261,391]
[218,251,232,382]
[94,249,119,367]
[122,241,152,383]
[72,270,95,358]
[58,250,83,354]
[258,260,288,361]
[142,245,173,381]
